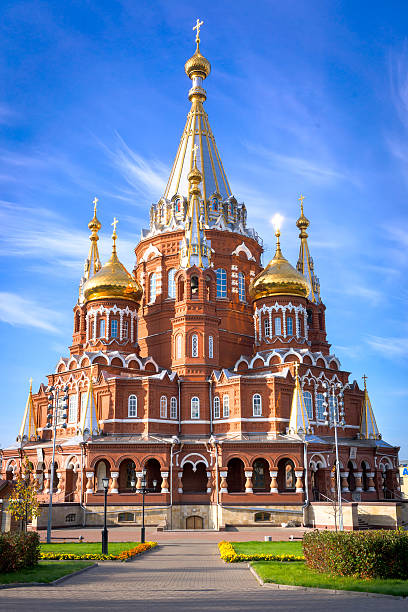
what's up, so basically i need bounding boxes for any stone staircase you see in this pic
[357,514,370,530]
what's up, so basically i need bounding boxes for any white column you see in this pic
[161,471,169,493]
[355,472,363,492]
[178,471,183,493]
[131,314,135,343]
[93,313,97,340]
[341,472,349,492]
[120,310,124,341]
[268,309,272,338]
[206,471,212,494]
[295,470,304,493]
[85,471,94,494]
[295,311,300,337]
[220,471,228,493]
[106,311,110,339]
[304,311,308,340]
[110,471,119,494]
[86,314,89,342]
[270,470,278,493]
[245,470,253,493]
[282,308,286,338]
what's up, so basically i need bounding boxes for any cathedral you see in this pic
[1,25,402,531]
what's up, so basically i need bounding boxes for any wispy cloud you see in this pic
[0,292,61,333]
[104,133,168,199]
[366,335,408,357]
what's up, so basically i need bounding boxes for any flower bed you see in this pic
[218,541,304,563]
[40,541,157,561]
[303,530,408,579]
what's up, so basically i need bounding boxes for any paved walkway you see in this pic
[0,542,405,611]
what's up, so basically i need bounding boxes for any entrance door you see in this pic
[186,515,203,529]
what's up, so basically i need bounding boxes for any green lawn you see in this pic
[0,561,94,585]
[252,561,408,597]
[232,541,303,556]
[40,541,140,554]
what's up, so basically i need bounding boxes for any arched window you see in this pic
[192,333,199,357]
[168,268,176,298]
[209,335,214,359]
[252,394,262,417]
[175,198,181,213]
[277,458,296,491]
[99,319,106,338]
[304,391,313,420]
[253,459,270,491]
[128,395,137,417]
[216,268,227,298]
[238,272,245,302]
[191,397,200,419]
[75,311,80,333]
[361,461,369,491]
[68,394,78,423]
[111,319,118,338]
[122,320,128,339]
[160,396,167,418]
[316,393,324,420]
[149,272,157,303]
[191,275,199,298]
[223,395,230,418]
[264,318,270,337]
[287,316,293,336]
[213,396,220,419]
[275,317,282,336]
[176,335,182,359]
[170,397,177,419]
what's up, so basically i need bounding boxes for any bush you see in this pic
[303,529,408,579]
[0,532,40,573]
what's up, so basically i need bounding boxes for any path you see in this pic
[0,542,404,611]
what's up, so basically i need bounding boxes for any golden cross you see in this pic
[29,377,33,391]
[112,217,118,233]
[362,374,368,389]
[93,196,99,214]
[298,193,305,214]
[192,143,199,165]
[193,18,204,43]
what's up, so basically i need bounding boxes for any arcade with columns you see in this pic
[1,22,402,531]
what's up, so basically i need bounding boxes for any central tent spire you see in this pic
[163,19,231,206]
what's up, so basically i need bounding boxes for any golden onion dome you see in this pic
[83,224,142,305]
[185,43,211,79]
[249,230,310,300]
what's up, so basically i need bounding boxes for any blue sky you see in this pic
[1,1,407,456]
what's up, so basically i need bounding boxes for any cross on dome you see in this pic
[193,18,204,43]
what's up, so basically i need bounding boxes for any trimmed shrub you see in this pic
[0,531,40,573]
[303,529,408,579]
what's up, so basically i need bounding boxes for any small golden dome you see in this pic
[249,230,310,300]
[83,226,142,305]
[185,44,211,79]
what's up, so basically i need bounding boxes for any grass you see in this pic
[232,541,303,556]
[40,542,140,554]
[252,561,408,597]
[0,561,94,585]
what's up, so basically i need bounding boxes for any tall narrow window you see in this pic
[191,397,200,419]
[99,319,106,338]
[176,335,182,359]
[223,395,230,418]
[304,391,313,420]
[216,268,227,298]
[286,316,293,336]
[128,395,137,417]
[123,320,129,339]
[111,319,118,338]
[238,272,245,302]
[275,317,282,336]
[316,393,324,420]
[329,395,338,421]
[252,393,262,417]
[149,273,157,303]
[191,275,199,298]
[213,396,220,419]
[192,333,199,357]
[168,268,176,299]
[264,318,270,337]
[170,397,177,419]
[68,394,78,423]
[160,396,167,418]
[80,392,87,419]
[209,335,214,359]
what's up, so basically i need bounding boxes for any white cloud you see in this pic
[365,335,407,357]
[0,292,61,333]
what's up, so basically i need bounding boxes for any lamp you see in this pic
[101,475,110,554]
[102,477,109,490]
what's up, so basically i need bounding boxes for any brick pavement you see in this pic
[0,542,405,611]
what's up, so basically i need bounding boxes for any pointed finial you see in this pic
[362,374,368,390]
[111,217,118,253]
[193,18,204,45]
[192,143,199,166]
[29,377,33,393]
[93,196,99,215]
[274,228,283,258]
[298,193,305,215]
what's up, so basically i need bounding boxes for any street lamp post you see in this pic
[46,384,69,544]
[133,471,158,544]
[101,477,109,554]
[322,381,346,531]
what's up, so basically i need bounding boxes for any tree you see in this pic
[7,458,41,531]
